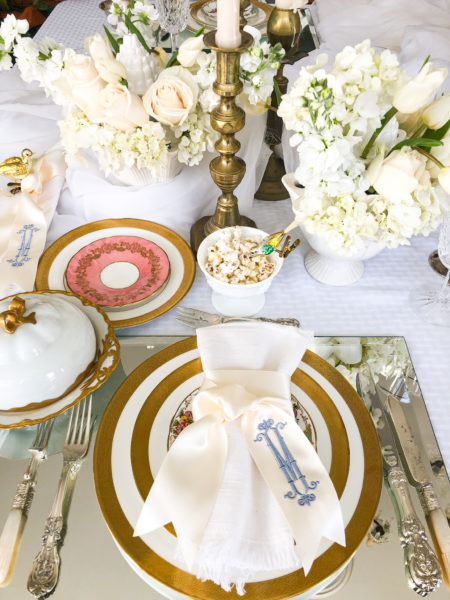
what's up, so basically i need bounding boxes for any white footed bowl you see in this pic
[197,227,283,317]
[282,173,384,286]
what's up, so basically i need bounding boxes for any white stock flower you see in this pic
[393,62,448,114]
[438,167,450,194]
[0,53,12,70]
[0,14,29,49]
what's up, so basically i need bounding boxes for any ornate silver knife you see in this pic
[385,387,450,588]
[358,364,442,597]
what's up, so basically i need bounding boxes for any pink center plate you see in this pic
[65,235,170,309]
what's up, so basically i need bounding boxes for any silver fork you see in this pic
[176,307,300,328]
[0,420,54,587]
[27,397,93,599]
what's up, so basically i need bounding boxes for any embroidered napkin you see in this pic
[134,322,345,594]
[0,149,66,298]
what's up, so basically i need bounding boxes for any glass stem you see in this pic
[170,33,178,53]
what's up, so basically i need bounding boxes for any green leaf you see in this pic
[119,77,128,87]
[273,78,282,107]
[422,118,450,141]
[38,51,51,61]
[33,0,53,12]
[390,137,444,153]
[104,25,120,54]
[0,34,4,46]
[124,14,154,54]
[420,55,431,71]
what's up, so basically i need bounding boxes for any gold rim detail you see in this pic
[188,0,272,32]
[35,219,196,329]
[0,290,120,429]
[94,337,382,599]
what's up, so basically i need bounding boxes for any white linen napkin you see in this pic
[0,148,66,298]
[134,322,346,594]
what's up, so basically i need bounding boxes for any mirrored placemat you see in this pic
[0,335,448,600]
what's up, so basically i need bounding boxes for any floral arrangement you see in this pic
[0,5,285,179]
[279,40,450,254]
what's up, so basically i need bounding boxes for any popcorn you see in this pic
[205,228,275,284]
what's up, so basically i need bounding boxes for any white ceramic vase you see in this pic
[112,150,182,186]
[116,33,160,95]
[282,173,385,286]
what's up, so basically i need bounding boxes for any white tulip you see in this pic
[438,167,450,194]
[393,62,447,114]
[429,132,450,178]
[85,33,127,84]
[422,93,450,130]
[177,35,204,68]
[371,148,427,198]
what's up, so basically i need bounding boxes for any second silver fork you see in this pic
[27,396,93,599]
[176,307,300,328]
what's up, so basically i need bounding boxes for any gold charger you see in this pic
[35,219,196,330]
[188,0,272,33]
[94,337,382,599]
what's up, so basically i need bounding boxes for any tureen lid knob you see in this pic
[0,296,36,334]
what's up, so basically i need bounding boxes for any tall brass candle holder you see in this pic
[255,6,303,201]
[190,30,256,253]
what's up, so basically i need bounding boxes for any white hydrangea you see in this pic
[59,111,169,175]
[172,109,218,166]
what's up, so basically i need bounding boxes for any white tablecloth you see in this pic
[0,0,449,471]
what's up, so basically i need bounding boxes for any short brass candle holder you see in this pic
[190,30,256,253]
[255,6,302,201]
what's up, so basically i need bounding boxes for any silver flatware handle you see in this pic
[0,455,42,587]
[223,317,300,327]
[420,484,450,588]
[27,461,81,598]
[387,466,442,597]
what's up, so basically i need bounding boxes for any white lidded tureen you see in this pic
[0,294,97,411]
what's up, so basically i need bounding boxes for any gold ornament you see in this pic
[0,149,33,194]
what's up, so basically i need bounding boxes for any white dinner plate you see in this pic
[94,337,382,599]
[35,219,196,329]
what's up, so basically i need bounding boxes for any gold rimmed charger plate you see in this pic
[35,219,196,329]
[187,0,272,33]
[94,337,382,599]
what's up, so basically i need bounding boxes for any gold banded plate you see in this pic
[94,337,382,599]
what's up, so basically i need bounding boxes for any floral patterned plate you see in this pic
[65,235,170,311]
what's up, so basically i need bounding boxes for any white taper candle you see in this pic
[216,0,241,49]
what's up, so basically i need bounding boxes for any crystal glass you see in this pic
[410,211,450,327]
[155,0,190,53]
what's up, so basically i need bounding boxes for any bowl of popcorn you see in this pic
[197,226,283,316]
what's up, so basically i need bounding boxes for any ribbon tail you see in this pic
[134,415,227,569]
[243,407,346,575]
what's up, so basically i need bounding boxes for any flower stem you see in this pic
[361,107,398,160]
[415,147,445,169]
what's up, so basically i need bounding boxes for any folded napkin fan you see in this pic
[134,323,346,594]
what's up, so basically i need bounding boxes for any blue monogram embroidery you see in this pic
[7,224,39,267]
[254,419,319,506]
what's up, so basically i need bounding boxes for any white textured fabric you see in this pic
[0,0,449,475]
[135,323,345,594]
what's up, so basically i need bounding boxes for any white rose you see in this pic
[99,83,149,130]
[57,55,106,121]
[393,62,448,114]
[422,93,450,130]
[371,148,428,198]
[438,167,450,194]
[143,66,198,126]
[85,33,127,84]
[177,35,204,68]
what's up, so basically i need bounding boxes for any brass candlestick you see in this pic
[255,7,302,201]
[190,30,256,253]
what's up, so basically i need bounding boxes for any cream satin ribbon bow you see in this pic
[0,150,66,298]
[134,369,346,574]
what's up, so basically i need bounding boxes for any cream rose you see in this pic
[57,54,106,122]
[393,62,448,114]
[143,66,198,126]
[177,35,204,68]
[422,93,450,130]
[85,33,127,84]
[99,83,149,131]
[371,148,428,198]
[438,167,450,194]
